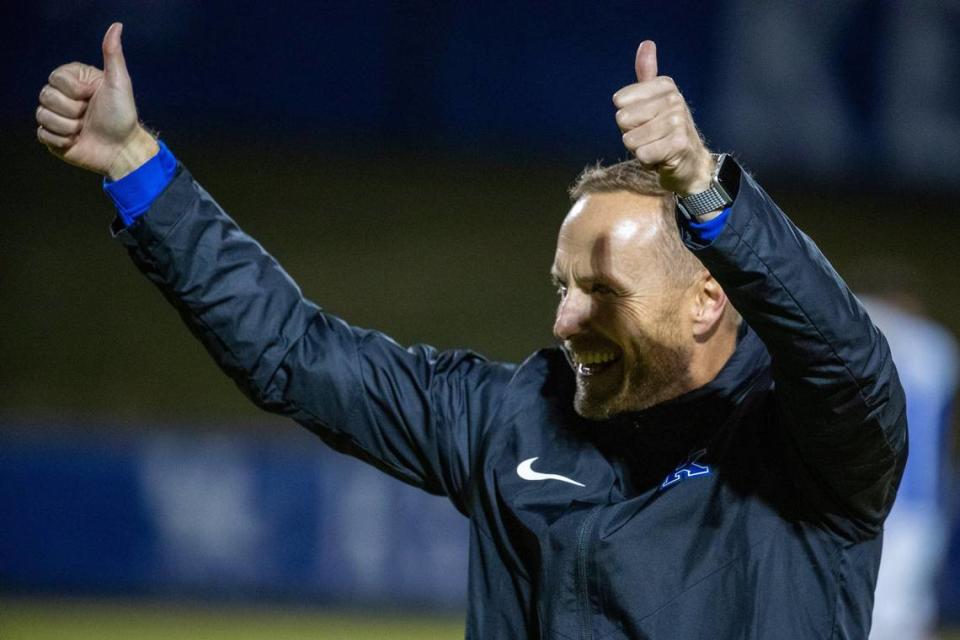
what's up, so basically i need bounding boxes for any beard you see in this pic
[572,327,693,421]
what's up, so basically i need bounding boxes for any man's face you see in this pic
[551,191,695,420]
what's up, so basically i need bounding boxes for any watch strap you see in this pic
[676,154,734,220]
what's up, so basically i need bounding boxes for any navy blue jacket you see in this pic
[113,158,907,639]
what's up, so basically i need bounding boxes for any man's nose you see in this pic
[553,289,592,340]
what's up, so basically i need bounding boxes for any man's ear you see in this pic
[691,271,728,341]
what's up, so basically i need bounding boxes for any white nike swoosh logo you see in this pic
[516,457,585,487]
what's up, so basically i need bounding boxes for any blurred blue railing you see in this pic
[6,423,960,621]
[0,425,468,608]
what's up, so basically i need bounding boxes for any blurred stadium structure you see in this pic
[2,0,960,636]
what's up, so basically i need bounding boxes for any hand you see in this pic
[36,22,158,180]
[612,41,714,196]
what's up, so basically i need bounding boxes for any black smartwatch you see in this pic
[675,153,740,220]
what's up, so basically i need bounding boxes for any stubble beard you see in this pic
[573,331,693,421]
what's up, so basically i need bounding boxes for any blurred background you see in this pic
[2,1,959,638]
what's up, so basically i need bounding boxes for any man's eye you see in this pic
[556,285,568,297]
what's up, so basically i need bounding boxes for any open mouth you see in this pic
[571,348,622,377]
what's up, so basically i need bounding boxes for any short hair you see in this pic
[568,159,704,287]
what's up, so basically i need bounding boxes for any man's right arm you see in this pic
[36,23,515,512]
[116,160,514,509]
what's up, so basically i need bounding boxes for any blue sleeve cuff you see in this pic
[102,140,177,227]
[684,206,731,243]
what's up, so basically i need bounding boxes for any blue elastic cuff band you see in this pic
[102,140,177,227]
[685,206,731,243]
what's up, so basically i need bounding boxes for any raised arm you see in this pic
[35,23,514,512]
[612,41,907,533]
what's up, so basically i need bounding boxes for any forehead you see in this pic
[552,191,668,280]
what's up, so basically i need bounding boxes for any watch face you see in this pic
[716,154,741,199]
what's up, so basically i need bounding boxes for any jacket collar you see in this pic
[600,322,770,438]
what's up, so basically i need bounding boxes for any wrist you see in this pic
[678,153,717,198]
[107,127,159,181]
[690,207,725,222]
[675,153,738,221]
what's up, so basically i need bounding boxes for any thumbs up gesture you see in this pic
[36,23,157,179]
[613,41,714,196]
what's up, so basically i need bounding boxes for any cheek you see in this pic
[599,297,685,353]
[599,299,656,334]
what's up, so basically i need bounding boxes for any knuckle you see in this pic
[37,126,57,147]
[659,75,676,89]
[615,109,629,128]
[50,63,81,89]
[668,113,683,128]
[613,86,636,107]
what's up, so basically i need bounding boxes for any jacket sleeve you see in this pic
[678,160,907,535]
[111,164,515,514]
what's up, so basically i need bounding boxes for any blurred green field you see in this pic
[0,598,464,640]
[9,598,960,640]
[10,598,960,640]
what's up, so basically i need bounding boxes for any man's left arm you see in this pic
[615,41,907,535]
[682,164,907,534]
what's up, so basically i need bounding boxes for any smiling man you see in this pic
[554,165,739,420]
[37,25,906,639]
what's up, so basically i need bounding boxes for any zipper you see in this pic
[576,506,603,640]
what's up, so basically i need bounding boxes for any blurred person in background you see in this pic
[34,23,907,638]
[855,263,960,640]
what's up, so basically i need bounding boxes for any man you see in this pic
[36,23,906,639]
[857,275,958,640]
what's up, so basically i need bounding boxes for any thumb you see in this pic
[101,22,130,87]
[634,40,658,82]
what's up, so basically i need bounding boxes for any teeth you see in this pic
[576,351,618,366]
